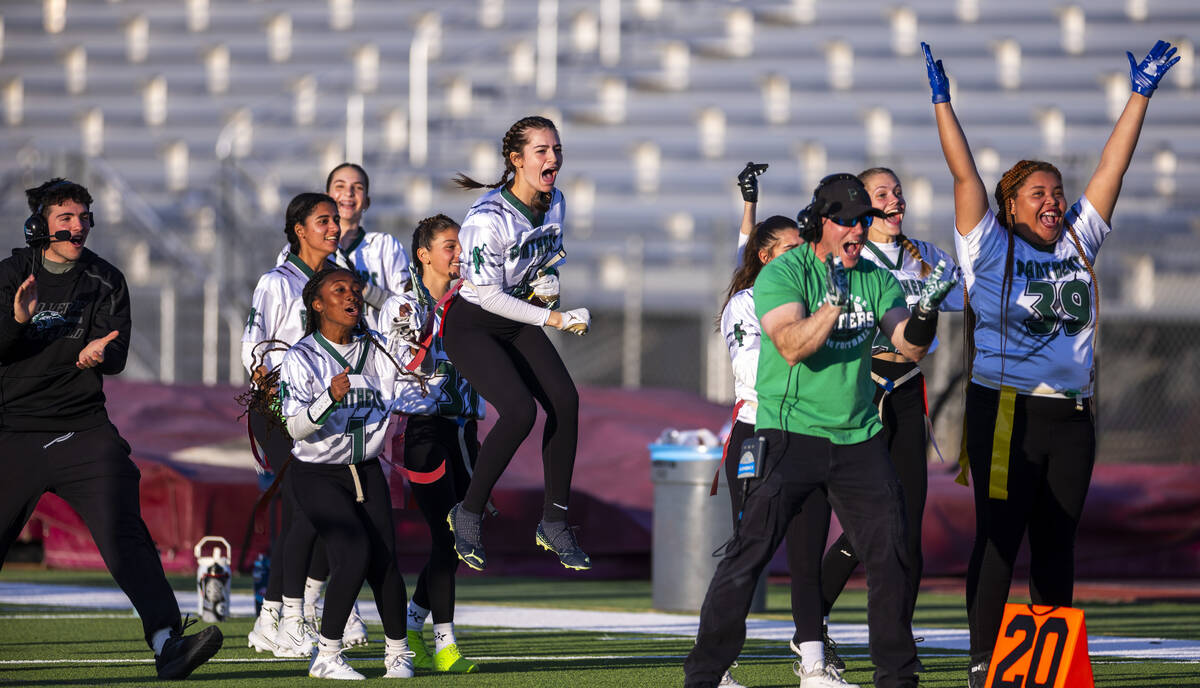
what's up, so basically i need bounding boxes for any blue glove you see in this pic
[922,42,951,104]
[1128,40,1180,97]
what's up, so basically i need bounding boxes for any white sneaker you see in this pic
[718,667,746,687]
[384,649,416,678]
[309,648,365,680]
[274,614,318,658]
[793,660,861,688]
[343,603,369,648]
[248,606,281,653]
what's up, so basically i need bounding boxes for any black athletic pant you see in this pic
[724,420,829,645]
[405,415,477,624]
[249,410,326,602]
[964,383,1095,664]
[822,360,928,617]
[686,429,919,688]
[441,299,579,522]
[0,423,182,648]
[288,458,407,641]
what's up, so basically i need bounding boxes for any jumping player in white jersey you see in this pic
[817,167,963,669]
[278,266,418,680]
[441,116,592,573]
[382,214,484,675]
[241,193,366,657]
[923,39,1179,688]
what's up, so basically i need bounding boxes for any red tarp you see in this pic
[20,380,1200,579]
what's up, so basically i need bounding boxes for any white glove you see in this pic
[558,308,590,336]
[528,272,560,309]
[388,304,422,346]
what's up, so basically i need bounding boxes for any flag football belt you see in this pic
[710,399,747,497]
[871,366,946,464]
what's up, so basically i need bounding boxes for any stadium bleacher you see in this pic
[1,1,1198,463]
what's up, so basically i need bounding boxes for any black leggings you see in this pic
[249,410,327,602]
[288,458,407,641]
[441,298,579,521]
[725,420,829,644]
[403,415,477,624]
[0,423,182,648]
[964,382,1095,663]
[821,360,927,617]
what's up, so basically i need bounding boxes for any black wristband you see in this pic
[904,307,939,347]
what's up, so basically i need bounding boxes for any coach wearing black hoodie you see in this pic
[0,178,222,680]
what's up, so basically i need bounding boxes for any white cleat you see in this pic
[247,606,281,654]
[309,648,365,680]
[342,602,369,649]
[718,667,747,687]
[384,649,417,678]
[274,614,318,658]
[793,660,861,688]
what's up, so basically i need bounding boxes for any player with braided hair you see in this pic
[277,266,420,680]
[443,116,592,572]
[242,192,363,658]
[816,167,963,668]
[923,40,1179,687]
[380,214,484,674]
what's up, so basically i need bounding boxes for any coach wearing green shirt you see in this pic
[684,174,957,688]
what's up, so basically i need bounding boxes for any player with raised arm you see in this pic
[922,40,1178,687]
[441,116,592,572]
[277,266,419,680]
[685,173,957,688]
[384,214,483,674]
[816,167,964,668]
[0,178,222,680]
[242,193,369,657]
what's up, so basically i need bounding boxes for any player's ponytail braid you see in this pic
[453,116,559,214]
[897,234,933,278]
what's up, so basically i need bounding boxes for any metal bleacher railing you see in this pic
[2,0,1198,462]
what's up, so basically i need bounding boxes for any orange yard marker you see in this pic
[986,604,1094,688]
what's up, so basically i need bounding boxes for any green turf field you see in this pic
[2,569,1198,687]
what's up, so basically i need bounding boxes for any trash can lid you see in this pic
[648,443,723,461]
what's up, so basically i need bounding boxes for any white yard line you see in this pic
[2,582,1198,661]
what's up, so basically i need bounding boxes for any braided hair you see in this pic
[284,192,337,255]
[963,159,1099,389]
[453,116,558,215]
[411,214,460,280]
[858,167,932,278]
[719,215,800,318]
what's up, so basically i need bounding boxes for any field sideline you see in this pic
[1,570,1199,687]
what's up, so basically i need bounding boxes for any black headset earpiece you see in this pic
[24,206,49,246]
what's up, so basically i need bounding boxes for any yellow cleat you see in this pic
[407,630,433,671]
[434,643,478,673]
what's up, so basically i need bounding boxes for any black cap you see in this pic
[813,174,886,224]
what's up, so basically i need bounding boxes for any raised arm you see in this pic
[1085,40,1179,225]
[923,42,989,234]
[735,162,767,260]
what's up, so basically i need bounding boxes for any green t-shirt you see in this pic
[753,246,906,444]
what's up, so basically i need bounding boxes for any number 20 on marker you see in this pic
[986,604,1094,688]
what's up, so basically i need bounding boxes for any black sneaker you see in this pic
[822,624,846,671]
[967,659,989,688]
[156,620,223,680]
[447,503,487,571]
[535,521,592,571]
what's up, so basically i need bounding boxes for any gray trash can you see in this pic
[649,442,766,612]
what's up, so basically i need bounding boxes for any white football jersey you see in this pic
[278,331,404,465]
[457,187,565,305]
[955,196,1109,398]
[720,288,759,425]
[274,227,411,331]
[860,237,964,356]
[381,285,485,420]
[242,254,328,374]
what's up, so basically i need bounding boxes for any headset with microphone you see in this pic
[795,173,863,244]
[23,180,96,247]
